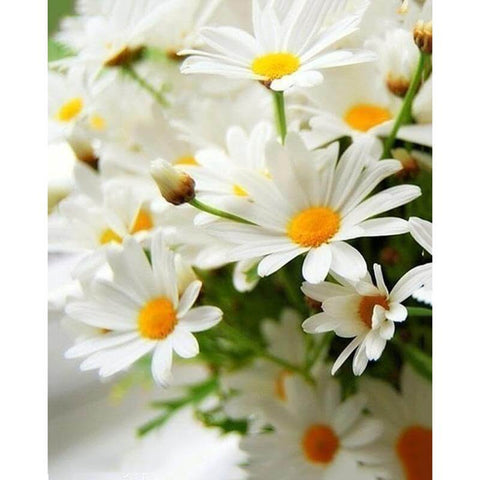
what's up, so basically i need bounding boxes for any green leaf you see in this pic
[398,342,432,381]
[407,306,432,317]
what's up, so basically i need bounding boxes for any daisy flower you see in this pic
[360,366,432,480]
[222,309,311,425]
[208,133,421,284]
[180,0,376,91]
[241,371,383,479]
[301,262,432,375]
[409,216,432,305]
[65,232,222,385]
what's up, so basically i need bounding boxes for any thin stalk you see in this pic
[189,198,255,225]
[383,53,427,158]
[407,306,432,317]
[272,90,287,144]
[122,64,169,107]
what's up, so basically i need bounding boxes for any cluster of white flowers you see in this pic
[49,0,432,478]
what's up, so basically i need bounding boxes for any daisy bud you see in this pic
[413,21,432,54]
[386,74,410,97]
[392,148,420,179]
[151,159,196,206]
[380,246,401,266]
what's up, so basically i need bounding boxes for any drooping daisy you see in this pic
[409,216,432,305]
[302,262,431,375]
[208,133,421,283]
[222,309,312,426]
[359,366,432,480]
[240,371,383,479]
[180,0,376,91]
[65,232,222,385]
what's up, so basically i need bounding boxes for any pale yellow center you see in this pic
[99,228,122,245]
[175,155,198,166]
[358,295,390,328]
[344,104,392,132]
[56,97,83,122]
[396,426,432,480]
[89,114,107,131]
[252,52,300,80]
[130,209,153,234]
[288,207,340,248]
[138,297,177,340]
[232,184,248,197]
[302,424,339,464]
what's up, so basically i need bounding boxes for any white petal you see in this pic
[172,328,199,358]
[332,393,367,435]
[342,419,384,448]
[65,331,137,359]
[385,303,408,322]
[390,263,432,303]
[151,339,173,387]
[257,248,306,277]
[329,242,367,281]
[332,336,364,375]
[302,312,341,334]
[179,306,222,332]
[176,280,202,317]
[365,331,387,361]
[151,231,178,305]
[302,244,332,283]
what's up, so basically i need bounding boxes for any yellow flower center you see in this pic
[99,228,122,245]
[130,209,153,234]
[344,104,392,132]
[358,295,390,328]
[302,424,339,464]
[175,155,198,166]
[396,426,432,480]
[55,97,83,122]
[288,207,340,248]
[137,297,177,340]
[233,184,248,197]
[252,52,300,80]
[274,369,292,401]
[89,114,107,131]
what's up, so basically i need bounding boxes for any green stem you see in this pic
[122,65,169,107]
[189,198,255,225]
[407,306,432,317]
[272,90,287,144]
[383,53,427,158]
[221,323,314,384]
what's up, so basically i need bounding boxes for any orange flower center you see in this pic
[137,298,177,340]
[358,295,390,328]
[396,426,432,480]
[252,52,300,80]
[130,209,153,234]
[99,228,122,245]
[344,104,392,132]
[302,424,339,464]
[288,207,340,248]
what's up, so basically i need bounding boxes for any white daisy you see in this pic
[241,371,383,479]
[184,121,273,199]
[65,232,222,385]
[301,262,432,375]
[222,309,310,425]
[359,366,432,480]
[180,0,375,91]
[208,133,421,284]
[409,216,432,305]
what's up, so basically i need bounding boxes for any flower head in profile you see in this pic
[241,371,383,479]
[65,232,222,386]
[302,263,431,375]
[180,0,375,91]
[209,134,421,284]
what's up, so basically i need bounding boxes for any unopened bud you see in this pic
[151,159,196,205]
[413,21,432,54]
[392,148,420,179]
[386,73,410,97]
[380,247,401,266]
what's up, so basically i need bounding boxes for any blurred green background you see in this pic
[48,0,74,34]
